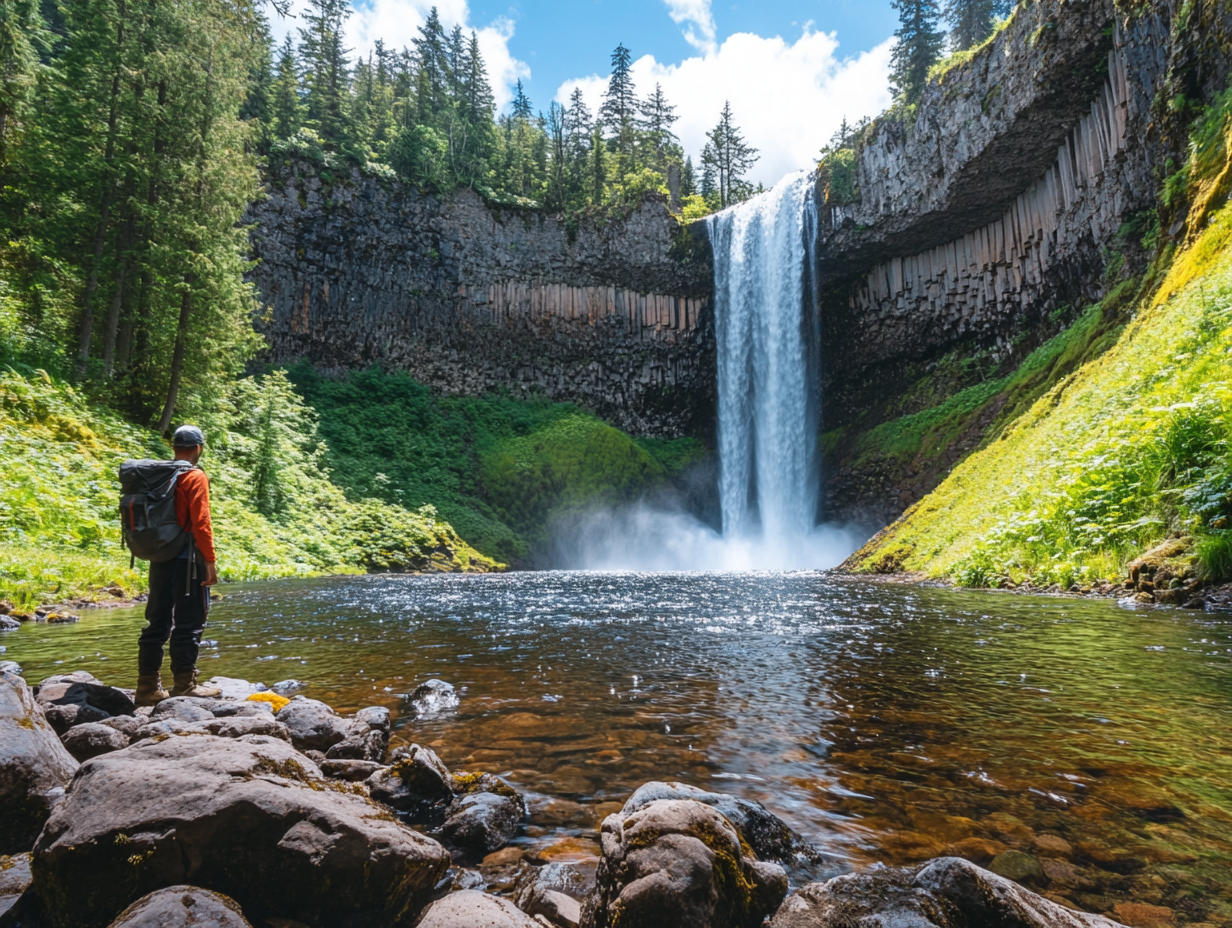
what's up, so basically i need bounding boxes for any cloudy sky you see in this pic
[269,0,899,188]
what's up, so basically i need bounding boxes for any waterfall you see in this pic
[708,171,821,548]
[559,170,864,571]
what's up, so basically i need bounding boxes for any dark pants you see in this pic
[138,557,209,676]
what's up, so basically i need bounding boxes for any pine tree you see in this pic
[945,0,1015,50]
[511,79,532,120]
[681,155,696,197]
[640,82,677,170]
[700,101,757,208]
[889,0,944,105]
[412,7,449,120]
[564,86,591,206]
[298,0,352,145]
[0,0,51,158]
[599,43,636,156]
[270,34,301,140]
[462,31,494,121]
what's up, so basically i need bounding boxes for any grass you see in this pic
[0,366,498,607]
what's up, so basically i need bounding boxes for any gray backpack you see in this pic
[119,459,196,563]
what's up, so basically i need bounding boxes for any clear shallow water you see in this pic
[5,572,1232,922]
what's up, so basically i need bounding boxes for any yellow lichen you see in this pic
[247,692,291,712]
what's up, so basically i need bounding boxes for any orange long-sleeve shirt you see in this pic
[175,469,216,564]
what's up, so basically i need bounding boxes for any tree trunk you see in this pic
[102,216,134,377]
[75,6,127,380]
[157,281,192,435]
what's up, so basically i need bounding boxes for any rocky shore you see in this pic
[1,665,1137,928]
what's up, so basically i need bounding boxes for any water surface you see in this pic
[5,572,1231,922]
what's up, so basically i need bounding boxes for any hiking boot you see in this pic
[170,669,222,698]
[135,673,168,707]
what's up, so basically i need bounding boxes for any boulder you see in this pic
[767,857,1128,928]
[0,671,79,855]
[621,782,807,864]
[0,616,19,631]
[416,891,539,928]
[270,680,307,696]
[276,697,351,753]
[581,798,787,928]
[31,734,450,928]
[0,661,21,675]
[367,744,453,821]
[406,679,458,718]
[440,791,524,854]
[106,886,252,928]
[34,672,135,735]
[0,853,32,918]
[514,863,592,928]
[98,716,142,740]
[150,697,217,723]
[61,722,130,762]
[324,706,390,763]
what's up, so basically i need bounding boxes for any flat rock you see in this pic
[320,760,384,782]
[32,734,449,928]
[106,886,252,928]
[276,696,351,753]
[98,716,142,740]
[202,677,267,700]
[621,781,805,863]
[35,673,135,735]
[767,856,1128,928]
[582,797,787,928]
[61,722,131,762]
[0,671,78,854]
[134,715,291,743]
[416,891,539,928]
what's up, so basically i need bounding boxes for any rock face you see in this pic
[31,734,450,928]
[0,853,32,918]
[0,671,79,855]
[582,798,788,928]
[367,744,454,822]
[249,172,715,438]
[768,857,1127,928]
[416,890,540,928]
[106,886,252,928]
[34,672,135,735]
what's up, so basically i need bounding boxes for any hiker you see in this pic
[122,425,222,706]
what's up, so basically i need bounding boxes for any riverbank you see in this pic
[0,657,1154,928]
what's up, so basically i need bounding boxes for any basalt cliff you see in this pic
[249,0,1232,529]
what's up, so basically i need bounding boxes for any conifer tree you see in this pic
[944,0,1015,50]
[599,43,636,156]
[299,0,352,145]
[640,82,677,170]
[270,34,301,140]
[701,101,757,208]
[889,0,944,105]
[682,155,696,197]
[412,7,449,120]
[0,0,51,158]
[462,31,494,121]
[511,79,532,120]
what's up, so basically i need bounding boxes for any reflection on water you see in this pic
[5,573,1231,922]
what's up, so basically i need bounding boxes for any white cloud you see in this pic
[557,28,894,190]
[267,0,529,110]
[663,0,717,55]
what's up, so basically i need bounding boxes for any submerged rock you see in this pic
[416,890,539,928]
[407,679,458,718]
[582,797,788,928]
[768,856,1127,928]
[32,734,450,928]
[269,679,307,696]
[0,670,78,855]
[106,886,252,928]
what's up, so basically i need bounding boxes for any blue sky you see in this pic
[273,0,900,186]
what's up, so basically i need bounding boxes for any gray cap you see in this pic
[172,424,206,448]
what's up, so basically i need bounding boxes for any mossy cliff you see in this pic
[844,77,1232,590]
[818,0,1232,540]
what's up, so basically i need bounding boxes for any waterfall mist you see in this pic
[559,171,867,571]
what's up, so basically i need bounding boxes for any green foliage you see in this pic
[817,148,859,207]
[0,366,495,606]
[287,363,705,564]
[1196,532,1232,582]
[890,0,946,105]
